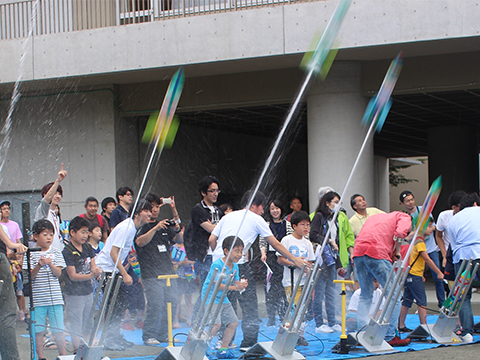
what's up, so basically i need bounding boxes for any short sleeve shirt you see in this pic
[201,258,240,304]
[278,234,315,287]
[23,247,66,307]
[62,242,96,295]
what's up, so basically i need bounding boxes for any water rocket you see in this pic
[300,0,351,79]
[142,67,185,151]
[411,176,442,235]
[361,52,403,133]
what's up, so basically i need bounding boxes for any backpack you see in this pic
[183,221,195,260]
[79,213,104,228]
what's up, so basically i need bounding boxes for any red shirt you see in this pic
[353,211,411,262]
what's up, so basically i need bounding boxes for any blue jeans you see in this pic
[354,255,400,341]
[454,259,480,335]
[193,255,213,318]
[312,265,337,327]
[428,251,445,307]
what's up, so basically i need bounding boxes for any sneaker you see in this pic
[216,349,235,359]
[332,324,342,332]
[296,336,309,346]
[158,338,180,343]
[315,324,334,333]
[398,326,413,333]
[462,333,473,343]
[121,321,135,331]
[144,338,160,345]
[135,320,144,329]
[387,335,411,347]
[217,341,237,349]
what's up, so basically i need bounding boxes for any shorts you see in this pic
[402,274,427,308]
[285,286,303,305]
[35,304,64,333]
[207,302,238,326]
[65,294,94,336]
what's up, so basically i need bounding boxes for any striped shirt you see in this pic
[23,247,66,307]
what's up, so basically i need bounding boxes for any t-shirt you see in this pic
[23,247,66,307]
[349,207,385,238]
[135,222,176,279]
[62,242,96,296]
[202,258,240,304]
[348,287,385,315]
[109,205,129,228]
[90,241,104,254]
[190,201,223,260]
[436,210,453,250]
[409,237,427,277]
[96,218,138,273]
[2,220,22,242]
[34,198,63,251]
[277,234,315,288]
[411,206,438,253]
[0,225,11,255]
[80,213,109,238]
[353,211,411,262]
[212,209,272,264]
[447,206,480,263]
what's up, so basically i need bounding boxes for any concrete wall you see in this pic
[0,89,117,220]
[2,0,480,84]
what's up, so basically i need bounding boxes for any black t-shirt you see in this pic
[190,202,223,261]
[62,242,96,296]
[135,222,176,279]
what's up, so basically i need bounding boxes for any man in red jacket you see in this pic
[353,211,412,347]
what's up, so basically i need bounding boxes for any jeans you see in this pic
[227,262,259,347]
[312,265,337,327]
[0,253,21,360]
[193,255,212,318]
[142,277,177,341]
[265,251,287,322]
[454,259,480,335]
[427,251,445,307]
[354,255,400,341]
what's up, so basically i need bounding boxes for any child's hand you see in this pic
[422,276,426,282]
[123,274,133,286]
[236,279,248,291]
[91,266,102,278]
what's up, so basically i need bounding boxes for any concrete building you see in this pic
[0,0,479,236]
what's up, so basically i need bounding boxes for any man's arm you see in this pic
[110,246,132,285]
[201,221,216,233]
[267,235,309,269]
[0,226,26,254]
[209,233,218,252]
[135,220,168,247]
[44,164,67,204]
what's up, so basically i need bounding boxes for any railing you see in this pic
[0,0,308,40]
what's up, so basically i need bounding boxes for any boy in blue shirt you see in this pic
[202,236,248,359]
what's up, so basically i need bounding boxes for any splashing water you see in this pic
[0,0,39,178]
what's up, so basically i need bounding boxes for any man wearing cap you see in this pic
[349,194,385,238]
[399,190,445,307]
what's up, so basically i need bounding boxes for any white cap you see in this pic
[318,186,334,201]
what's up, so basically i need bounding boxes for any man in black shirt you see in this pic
[135,193,179,345]
[0,225,27,360]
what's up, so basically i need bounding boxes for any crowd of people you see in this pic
[1,165,480,360]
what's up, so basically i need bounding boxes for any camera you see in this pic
[166,219,176,227]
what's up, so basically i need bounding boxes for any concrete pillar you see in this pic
[307,62,373,217]
[428,125,479,218]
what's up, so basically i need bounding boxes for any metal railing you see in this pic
[1,0,313,40]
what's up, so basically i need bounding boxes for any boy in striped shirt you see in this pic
[24,219,67,360]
